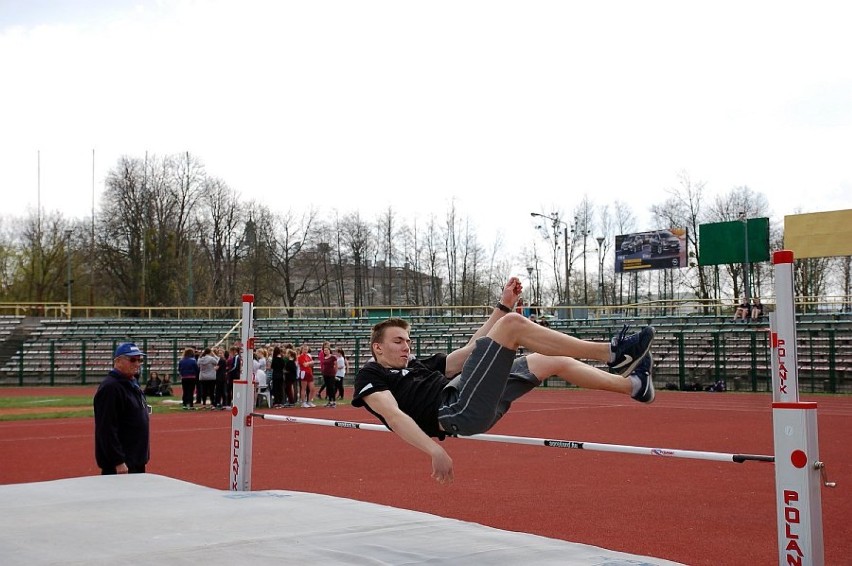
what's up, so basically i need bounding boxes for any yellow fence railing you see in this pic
[0,295,849,321]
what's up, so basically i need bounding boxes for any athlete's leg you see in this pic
[487,313,655,382]
[484,313,607,355]
[446,313,610,372]
[524,353,631,395]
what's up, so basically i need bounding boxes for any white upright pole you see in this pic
[229,294,255,491]
[770,250,825,565]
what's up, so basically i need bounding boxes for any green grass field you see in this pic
[0,392,350,421]
[0,395,182,421]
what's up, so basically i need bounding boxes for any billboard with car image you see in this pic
[614,228,688,273]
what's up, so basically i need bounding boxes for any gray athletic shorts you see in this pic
[437,337,541,436]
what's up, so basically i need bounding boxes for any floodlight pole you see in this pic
[563,225,569,307]
[739,212,751,309]
[65,229,73,318]
[596,236,605,305]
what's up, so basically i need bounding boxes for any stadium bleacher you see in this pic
[0,313,849,392]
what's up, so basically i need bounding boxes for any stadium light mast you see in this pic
[739,211,751,310]
[65,229,73,316]
[596,236,605,305]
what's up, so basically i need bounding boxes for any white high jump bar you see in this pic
[251,412,774,464]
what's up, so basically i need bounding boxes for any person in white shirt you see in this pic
[197,348,220,407]
[253,348,268,388]
[335,348,347,401]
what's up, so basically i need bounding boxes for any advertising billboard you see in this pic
[614,228,688,273]
[784,209,852,258]
[698,217,770,266]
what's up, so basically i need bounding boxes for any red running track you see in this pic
[1,387,850,565]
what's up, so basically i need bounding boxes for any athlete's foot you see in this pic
[629,353,655,403]
[608,325,655,376]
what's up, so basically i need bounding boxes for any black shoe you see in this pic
[608,325,655,376]
[630,353,655,403]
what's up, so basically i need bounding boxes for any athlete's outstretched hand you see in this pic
[430,446,454,485]
[500,276,523,309]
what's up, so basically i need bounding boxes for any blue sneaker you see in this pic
[608,325,655,376]
[630,353,655,403]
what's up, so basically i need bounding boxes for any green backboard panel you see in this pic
[698,218,770,266]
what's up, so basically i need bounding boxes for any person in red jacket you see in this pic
[320,344,338,407]
[297,344,315,407]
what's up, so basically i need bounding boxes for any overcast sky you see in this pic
[1,0,850,271]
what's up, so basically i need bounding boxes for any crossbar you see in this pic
[251,412,774,464]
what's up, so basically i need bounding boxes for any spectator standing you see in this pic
[320,344,338,407]
[284,348,298,406]
[178,348,199,410]
[253,348,268,387]
[335,348,347,401]
[195,349,203,406]
[93,342,150,475]
[213,347,228,409]
[317,341,331,399]
[226,346,242,404]
[197,347,220,408]
[270,346,286,408]
[297,344,315,407]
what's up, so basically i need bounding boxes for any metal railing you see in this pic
[2,294,850,321]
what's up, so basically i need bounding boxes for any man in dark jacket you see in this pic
[93,343,151,474]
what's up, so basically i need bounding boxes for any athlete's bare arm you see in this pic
[362,389,454,484]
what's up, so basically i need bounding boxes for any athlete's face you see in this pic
[373,326,411,369]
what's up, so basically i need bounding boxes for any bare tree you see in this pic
[0,218,17,299]
[612,200,636,304]
[444,201,460,306]
[707,185,771,302]
[331,211,348,308]
[239,204,280,307]
[483,231,509,307]
[98,156,149,308]
[15,211,72,304]
[796,257,831,312]
[377,207,398,304]
[530,207,567,303]
[268,208,320,316]
[196,178,245,309]
[458,219,486,306]
[572,197,595,306]
[596,204,614,304]
[340,211,374,308]
[424,214,442,307]
[651,171,711,309]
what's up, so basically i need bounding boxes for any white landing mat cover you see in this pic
[0,474,682,565]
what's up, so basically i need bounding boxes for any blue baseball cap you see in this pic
[114,342,146,359]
